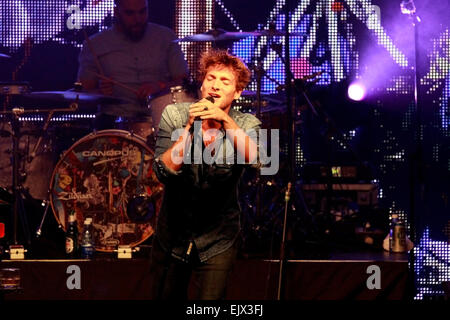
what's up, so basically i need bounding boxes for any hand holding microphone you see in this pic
[188,95,215,127]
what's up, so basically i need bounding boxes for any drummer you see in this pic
[77,0,189,139]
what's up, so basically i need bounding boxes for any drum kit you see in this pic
[0,25,310,257]
[0,81,166,253]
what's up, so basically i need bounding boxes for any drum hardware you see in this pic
[28,110,54,161]
[114,245,140,259]
[246,58,286,220]
[35,199,52,238]
[0,53,11,59]
[244,29,306,37]
[5,244,27,260]
[0,103,79,248]
[266,11,367,297]
[1,104,78,115]
[0,107,32,248]
[251,58,265,253]
[22,91,128,107]
[173,27,306,43]
[174,28,255,43]
[126,140,161,223]
[235,57,287,258]
[73,82,83,92]
[1,83,30,119]
[170,85,185,100]
[127,193,156,223]
[250,11,325,300]
[0,82,30,95]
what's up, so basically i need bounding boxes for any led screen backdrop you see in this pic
[0,0,449,300]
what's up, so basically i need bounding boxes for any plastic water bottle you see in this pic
[80,218,95,259]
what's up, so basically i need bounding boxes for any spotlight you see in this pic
[348,83,366,101]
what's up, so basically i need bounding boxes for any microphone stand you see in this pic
[274,2,327,299]
[276,3,295,300]
[401,0,421,297]
[254,59,264,221]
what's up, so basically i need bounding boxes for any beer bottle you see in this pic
[65,210,79,258]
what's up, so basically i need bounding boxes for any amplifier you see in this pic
[300,162,374,184]
[301,183,378,206]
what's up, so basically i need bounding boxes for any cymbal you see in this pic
[174,29,255,42]
[175,28,306,43]
[0,53,11,59]
[244,30,306,37]
[22,91,128,105]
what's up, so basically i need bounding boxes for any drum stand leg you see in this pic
[35,196,51,238]
[11,114,31,246]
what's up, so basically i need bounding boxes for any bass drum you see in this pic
[50,129,164,252]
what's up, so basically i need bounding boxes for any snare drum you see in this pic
[148,85,197,132]
[49,129,164,252]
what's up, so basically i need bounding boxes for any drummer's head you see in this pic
[114,0,148,42]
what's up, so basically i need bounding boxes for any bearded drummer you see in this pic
[77,0,189,138]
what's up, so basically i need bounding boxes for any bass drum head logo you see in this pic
[50,130,164,252]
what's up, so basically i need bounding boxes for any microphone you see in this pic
[197,95,215,113]
[190,95,215,133]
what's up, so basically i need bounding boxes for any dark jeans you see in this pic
[149,237,239,300]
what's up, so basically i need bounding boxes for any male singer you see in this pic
[150,49,262,300]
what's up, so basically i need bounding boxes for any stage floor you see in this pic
[0,249,410,300]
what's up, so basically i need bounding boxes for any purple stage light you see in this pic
[348,82,366,101]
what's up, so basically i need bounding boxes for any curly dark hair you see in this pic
[198,49,251,92]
